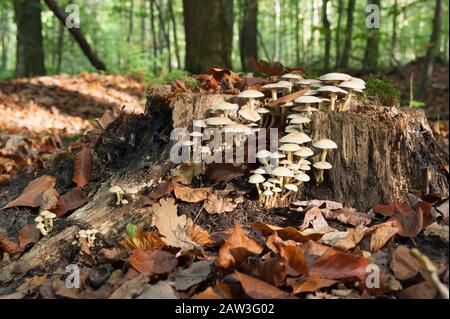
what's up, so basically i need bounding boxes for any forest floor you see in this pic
[0,65,448,299]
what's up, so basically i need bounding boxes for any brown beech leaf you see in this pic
[235,271,295,299]
[300,240,331,265]
[187,224,213,246]
[203,193,237,214]
[259,256,287,286]
[53,187,87,217]
[0,174,10,185]
[173,183,211,203]
[0,233,19,254]
[171,163,203,185]
[149,181,173,201]
[373,202,413,217]
[391,246,421,281]
[169,261,212,291]
[266,233,298,254]
[399,280,437,299]
[96,109,119,130]
[218,224,263,269]
[73,146,92,188]
[319,226,367,250]
[310,248,369,282]
[18,224,41,249]
[366,221,399,252]
[322,207,372,227]
[128,249,177,274]
[390,208,423,239]
[250,221,322,243]
[416,200,434,228]
[277,243,309,276]
[192,287,223,299]
[40,187,60,211]
[121,229,166,250]
[267,89,308,108]
[205,163,245,184]
[287,274,338,294]
[300,207,335,234]
[248,58,285,76]
[2,175,56,209]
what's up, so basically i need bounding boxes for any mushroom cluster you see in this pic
[77,229,99,247]
[34,210,56,236]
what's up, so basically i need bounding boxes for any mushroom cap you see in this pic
[193,119,207,128]
[289,116,311,125]
[238,89,265,99]
[262,181,274,188]
[319,72,352,82]
[304,90,319,96]
[294,96,322,104]
[85,229,98,235]
[182,140,195,146]
[294,147,314,157]
[223,124,252,134]
[251,167,267,174]
[249,173,265,184]
[239,108,261,122]
[284,184,298,192]
[277,80,293,88]
[36,222,46,230]
[205,116,233,126]
[300,164,311,171]
[279,132,312,144]
[298,79,321,86]
[78,230,88,237]
[282,73,304,81]
[263,190,274,196]
[288,164,300,171]
[273,187,283,193]
[302,159,312,165]
[313,139,338,149]
[287,114,304,119]
[292,106,319,113]
[190,131,203,137]
[109,185,125,194]
[350,77,366,86]
[270,152,286,159]
[34,216,44,222]
[268,178,282,184]
[256,150,272,159]
[313,161,333,170]
[272,167,294,177]
[294,172,310,182]
[40,210,53,218]
[213,102,239,111]
[279,143,302,152]
[255,107,270,114]
[317,85,348,94]
[338,80,365,91]
[262,82,291,90]
[284,126,301,133]
[279,159,292,165]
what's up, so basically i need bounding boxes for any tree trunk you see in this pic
[389,0,399,66]
[168,0,181,69]
[183,0,234,73]
[149,0,158,74]
[339,0,355,69]
[240,0,258,71]
[13,0,46,77]
[44,0,107,71]
[0,10,8,71]
[55,16,65,73]
[335,0,344,69]
[363,0,381,72]
[127,0,134,43]
[295,0,301,66]
[155,0,172,72]
[140,0,146,52]
[322,0,331,71]
[417,0,443,101]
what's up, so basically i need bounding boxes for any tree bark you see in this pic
[295,0,301,66]
[417,0,443,101]
[168,0,181,69]
[389,0,399,66]
[363,0,381,72]
[240,0,258,71]
[44,0,107,71]
[183,0,234,73]
[154,0,172,72]
[335,0,344,69]
[149,0,158,74]
[322,0,331,71]
[13,0,46,77]
[127,0,134,43]
[0,9,8,72]
[339,0,355,69]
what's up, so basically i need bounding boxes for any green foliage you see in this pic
[147,69,199,89]
[126,223,138,238]
[410,100,426,108]
[365,77,401,107]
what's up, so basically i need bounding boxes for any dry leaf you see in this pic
[259,256,287,286]
[151,198,197,251]
[205,163,245,184]
[2,175,56,209]
[362,221,399,252]
[192,287,223,299]
[149,182,173,201]
[187,224,213,246]
[173,183,211,203]
[391,246,421,281]
[250,221,322,242]
[40,187,60,211]
[18,224,41,249]
[300,207,335,234]
[137,280,179,299]
[0,233,19,254]
[171,163,203,185]
[322,207,372,227]
[203,192,237,214]
[121,229,166,250]
[218,224,263,269]
[108,273,149,299]
[277,243,309,276]
[128,249,177,274]
[73,146,92,188]
[169,261,212,290]
[424,222,449,241]
[287,274,338,294]
[320,226,367,250]
[399,280,437,299]
[53,187,87,217]
[235,271,295,299]
[0,174,10,185]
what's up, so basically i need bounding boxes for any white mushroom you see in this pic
[249,173,265,201]
[109,185,125,206]
[317,86,348,111]
[313,161,332,184]
[313,139,338,162]
[237,89,265,109]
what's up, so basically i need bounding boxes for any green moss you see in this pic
[365,77,401,107]
[146,69,199,90]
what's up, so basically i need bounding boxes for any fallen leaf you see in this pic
[173,183,211,203]
[109,273,149,299]
[73,146,92,188]
[250,221,322,242]
[171,163,203,185]
[424,222,449,241]
[192,287,223,299]
[205,163,245,184]
[235,271,295,299]
[218,224,263,269]
[292,200,343,210]
[319,226,367,250]
[310,248,369,282]
[40,187,60,211]
[248,58,285,76]
[259,256,287,286]
[361,221,399,252]
[16,274,47,295]
[121,229,166,250]
[373,202,412,217]
[137,280,179,299]
[300,207,335,234]
[149,181,173,201]
[151,198,197,251]
[187,224,213,246]
[53,187,87,217]
[203,192,237,214]
[169,261,212,290]
[399,280,437,299]
[2,175,56,209]
[96,109,119,130]
[0,233,19,254]
[267,89,308,108]
[391,246,421,281]
[18,224,41,249]
[299,240,331,265]
[322,207,372,227]
[0,174,10,185]
[128,249,177,274]
[287,274,338,294]
[277,243,309,276]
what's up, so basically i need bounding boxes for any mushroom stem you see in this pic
[249,98,256,110]
[281,191,292,202]
[306,103,312,117]
[320,150,328,162]
[280,107,288,127]
[255,183,262,201]
[330,93,337,111]
[315,170,324,184]
[342,91,353,112]
[271,89,278,101]
[115,192,123,206]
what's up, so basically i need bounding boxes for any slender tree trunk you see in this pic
[154,0,172,72]
[127,0,134,43]
[44,0,107,71]
[417,0,443,101]
[322,0,331,71]
[149,0,158,74]
[168,0,181,69]
[14,0,46,77]
[363,0,381,72]
[339,0,356,69]
[55,16,65,73]
[240,0,258,71]
[1,10,8,71]
[295,0,301,66]
[389,0,399,66]
[140,0,146,52]
[335,0,344,68]
[183,0,234,73]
